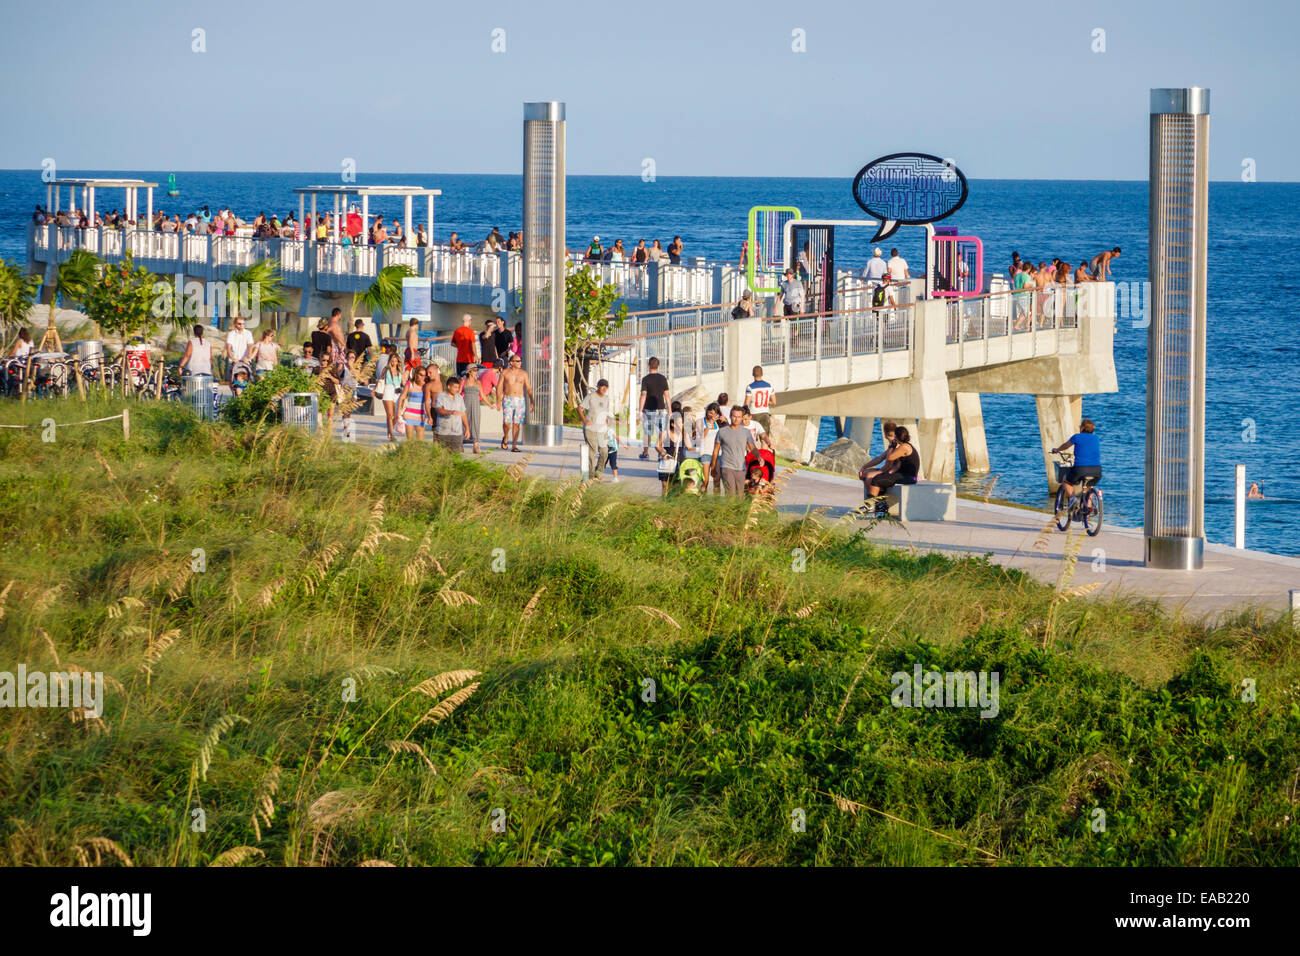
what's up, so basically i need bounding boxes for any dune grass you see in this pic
[0,397,1297,866]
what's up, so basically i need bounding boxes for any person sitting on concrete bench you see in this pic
[867,425,920,513]
[858,420,898,499]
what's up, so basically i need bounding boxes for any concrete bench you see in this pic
[882,481,957,523]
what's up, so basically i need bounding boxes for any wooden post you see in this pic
[21,355,34,403]
[121,407,130,440]
[74,358,87,402]
[37,320,62,353]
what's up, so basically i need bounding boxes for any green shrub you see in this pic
[219,366,321,427]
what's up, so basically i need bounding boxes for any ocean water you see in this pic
[1,170,1297,556]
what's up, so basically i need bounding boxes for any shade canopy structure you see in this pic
[43,178,160,226]
[292,186,442,244]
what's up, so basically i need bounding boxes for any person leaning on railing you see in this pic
[731,290,755,320]
[780,268,805,316]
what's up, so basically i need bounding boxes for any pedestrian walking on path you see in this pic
[710,406,757,495]
[579,378,614,479]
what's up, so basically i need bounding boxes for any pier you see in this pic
[24,176,1118,493]
[584,282,1115,491]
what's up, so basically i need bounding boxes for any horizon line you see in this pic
[2,168,1293,185]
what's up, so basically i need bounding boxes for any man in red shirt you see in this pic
[451,313,478,376]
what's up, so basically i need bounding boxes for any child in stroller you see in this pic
[744,447,777,494]
[230,359,252,397]
[673,457,705,496]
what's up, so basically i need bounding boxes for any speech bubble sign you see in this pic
[851,153,968,243]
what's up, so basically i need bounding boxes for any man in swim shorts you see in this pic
[495,352,534,452]
[405,318,422,370]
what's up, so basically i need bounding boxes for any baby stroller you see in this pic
[744,448,777,494]
[230,360,252,397]
[673,458,705,496]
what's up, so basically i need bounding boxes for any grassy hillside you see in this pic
[1,398,1297,866]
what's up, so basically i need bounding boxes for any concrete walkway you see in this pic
[330,409,1300,622]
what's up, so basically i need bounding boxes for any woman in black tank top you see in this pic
[896,442,920,479]
[869,426,920,499]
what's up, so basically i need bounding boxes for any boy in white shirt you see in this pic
[741,406,771,449]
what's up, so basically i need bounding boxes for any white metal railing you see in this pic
[277,239,306,274]
[574,259,647,303]
[24,225,1092,341]
[945,285,1084,345]
[660,262,715,306]
[760,305,913,367]
[604,301,914,390]
[213,236,255,268]
[428,248,500,287]
[383,246,421,273]
[183,234,209,264]
[101,229,124,258]
[315,242,377,277]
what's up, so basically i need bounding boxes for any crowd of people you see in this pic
[1008,247,1121,330]
[569,360,783,497]
[300,312,535,453]
[31,202,521,252]
[178,314,279,392]
[35,199,707,274]
[580,235,684,265]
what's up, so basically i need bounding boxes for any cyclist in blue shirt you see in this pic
[1051,419,1101,500]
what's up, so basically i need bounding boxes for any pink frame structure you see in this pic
[930,235,984,298]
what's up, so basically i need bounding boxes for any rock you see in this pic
[808,437,869,477]
[671,383,713,411]
[766,416,801,459]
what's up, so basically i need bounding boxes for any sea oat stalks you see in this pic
[822,791,999,861]
[74,837,134,867]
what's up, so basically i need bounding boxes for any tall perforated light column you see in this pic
[522,102,566,447]
[1145,88,1209,569]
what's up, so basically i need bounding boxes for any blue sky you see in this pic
[1,0,1295,180]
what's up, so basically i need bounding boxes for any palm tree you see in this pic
[353,264,414,321]
[225,259,288,327]
[53,249,101,307]
[0,257,41,346]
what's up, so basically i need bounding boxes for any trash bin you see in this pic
[71,340,104,370]
[281,393,319,431]
[182,374,215,421]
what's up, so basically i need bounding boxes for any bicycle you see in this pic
[136,363,183,401]
[1052,452,1103,536]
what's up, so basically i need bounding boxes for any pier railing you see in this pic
[759,305,914,368]
[945,285,1083,343]
[29,223,910,314]
[599,301,915,391]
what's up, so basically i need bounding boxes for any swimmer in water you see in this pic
[1247,482,1264,500]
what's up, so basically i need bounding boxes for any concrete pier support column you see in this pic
[916,417,957,483]
[780,415,822,462]
[1036,394,1082,492]
[844,416,877,452]
[725,316,761,396]
[954,392,990,474]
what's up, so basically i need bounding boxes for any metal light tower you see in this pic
[1145,87,1210,569]
[522,101,566,447]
